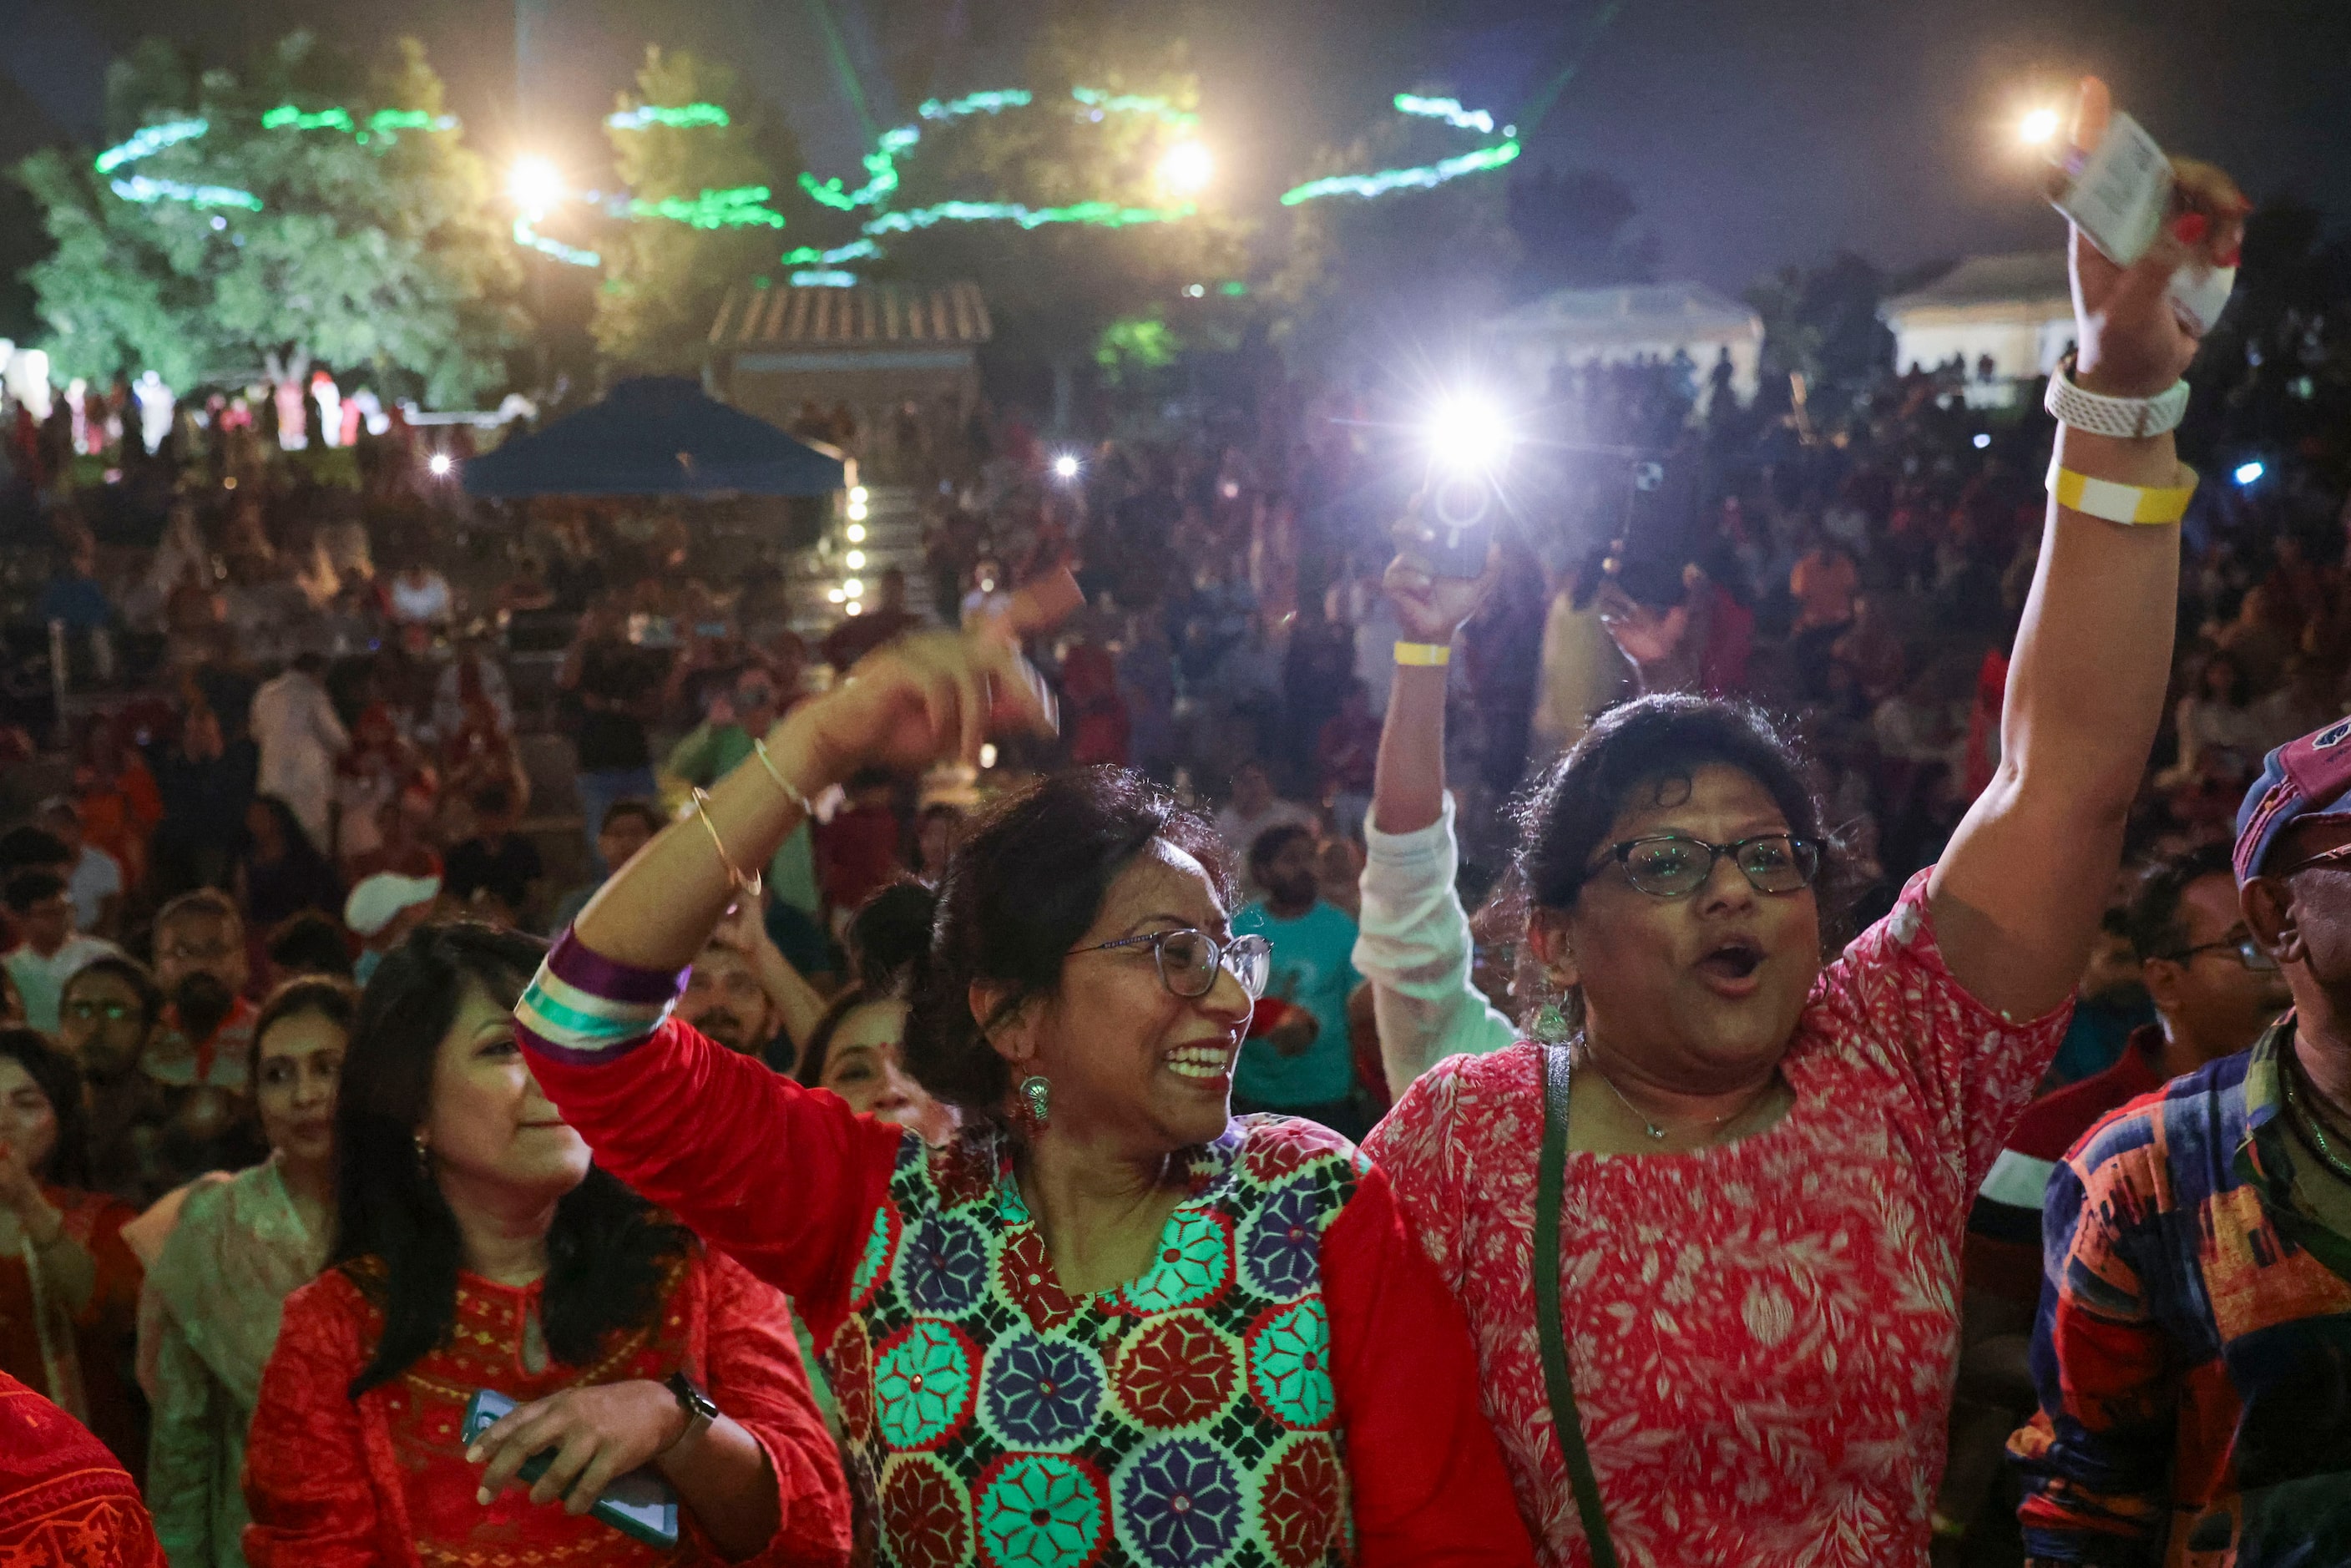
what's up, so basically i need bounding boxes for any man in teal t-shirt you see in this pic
[1231,823,1364,1140]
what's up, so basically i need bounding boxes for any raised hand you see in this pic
[783,630,1057,788]
[1383,539,1500,646]
[2065,76,2249,398]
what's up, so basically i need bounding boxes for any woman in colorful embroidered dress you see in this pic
[145,976,353,1567]
[1358,82,2248,1565]
[242,923,851,1568]
[0,1029,147,1479]
[514,630,1534,1566]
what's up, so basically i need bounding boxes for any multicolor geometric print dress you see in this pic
[519,928,1534,1568]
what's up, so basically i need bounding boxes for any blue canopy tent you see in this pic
[461,376,846,498]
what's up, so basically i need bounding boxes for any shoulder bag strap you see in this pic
[1534,1043,1620,1568]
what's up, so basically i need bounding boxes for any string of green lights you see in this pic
[93,78,1524,282]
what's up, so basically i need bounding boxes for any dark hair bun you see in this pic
[847,879,939,994]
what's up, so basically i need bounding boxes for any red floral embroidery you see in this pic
[1113,1314,1239,1430]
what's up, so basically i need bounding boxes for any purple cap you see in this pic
[2235,716,2351,883]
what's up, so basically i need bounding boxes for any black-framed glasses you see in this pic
[1597,832,1823,899]
[2165,934,2279,973]
[1069,928,1272,1000]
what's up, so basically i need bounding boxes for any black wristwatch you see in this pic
[663,1371,718,1454]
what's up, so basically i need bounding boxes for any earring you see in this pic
[1531,1000,1570,1042]
[1017,1074,1052,1130]
[413,1132,431,1172]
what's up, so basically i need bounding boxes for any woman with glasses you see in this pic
[1358,84,2244,1565]
[515,629,1534,1564]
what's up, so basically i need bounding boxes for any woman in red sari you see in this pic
[0,1029,147,1478]
[242,923,850,1567]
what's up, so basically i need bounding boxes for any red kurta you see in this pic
[0,1368,164,1566]
[243,1247,851,1568]
[523,993,1534,1566]
[0,1187,147,1479]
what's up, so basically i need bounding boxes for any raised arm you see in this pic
[1354,551,1518,1098]
[1930,78,2247,1021]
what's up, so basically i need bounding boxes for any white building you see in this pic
[1881,250,2075,401]
[1486,281,1763,408]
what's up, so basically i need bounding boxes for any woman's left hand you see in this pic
[0,1141,50,1225]
[468,1379,685,1515]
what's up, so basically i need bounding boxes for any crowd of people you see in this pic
[0,88,2343,1567]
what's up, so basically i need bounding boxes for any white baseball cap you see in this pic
[344,873,441,938]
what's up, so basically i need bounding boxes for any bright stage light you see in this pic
[844,579,862,595]
[1425,392,1512,473]
[1972,432,1991,450]
[844,600,863,615]
[1159,139,1213,195]
[978,743,999,770]
[827,588,846,604]
[847,524,867,543]
[508,155,564,210]
[1052,453,1082,481]
[849,485,868,504]
[2019,108,2061,147]
[427,453,453,475]
[2236,460,2265,486]
[846,550,866,569]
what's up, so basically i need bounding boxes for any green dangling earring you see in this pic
[1531,1000,1570,1042]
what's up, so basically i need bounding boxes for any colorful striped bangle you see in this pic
[2047,458,2198,526]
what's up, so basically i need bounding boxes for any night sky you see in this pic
[0,0,2343,301]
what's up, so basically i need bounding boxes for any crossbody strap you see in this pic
[1534,1044,1620,1567]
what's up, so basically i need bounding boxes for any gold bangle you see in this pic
[751,737,815,816]
[1393,640,1452,667]
[690,788,763,899]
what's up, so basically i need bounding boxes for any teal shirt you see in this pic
[1231,899,1361,1107]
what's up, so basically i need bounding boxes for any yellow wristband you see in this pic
[2047,459,2198,526]
[1393,640,1452,668]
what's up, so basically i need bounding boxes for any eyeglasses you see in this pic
[1596,833,1823,899]
[2166,934,2279,973]
[1069,928,1272,1000]
[64,999,138,1023]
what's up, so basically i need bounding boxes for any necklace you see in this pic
[2281,1051,2351,1184]
[1574,1040,1746,1143]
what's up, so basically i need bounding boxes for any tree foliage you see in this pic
[1506,167,1657,300]
[873,21,1247,375]
[1744,250,1893,405]
[18,32,520,404]
[592,48,808,373]
[1262,94,1520,371]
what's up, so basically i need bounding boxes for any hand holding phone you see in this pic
[463,1386,681,1550]
[2046,78,2249,368]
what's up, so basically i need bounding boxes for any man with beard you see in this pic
[55,955,179,1207]
[679,901,820,1069]
[2014,723,2351,1556]
[142,891,268,1181]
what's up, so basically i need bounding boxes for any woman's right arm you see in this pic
[1355,553,1518,1099]
[528,630,1052,1303]
[241,1283,383,1568]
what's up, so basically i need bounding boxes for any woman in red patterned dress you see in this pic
[0,1029,147,1478]
[1360,82,2248,1565]
[241,923,851,1568]
[510,629,1534,1565]
[0,1367,164,1566]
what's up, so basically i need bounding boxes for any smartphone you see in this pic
[1397,473,1499,580]
[462,1388,681,1550]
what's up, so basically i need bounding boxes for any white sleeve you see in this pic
[1351,794,1518,1103]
